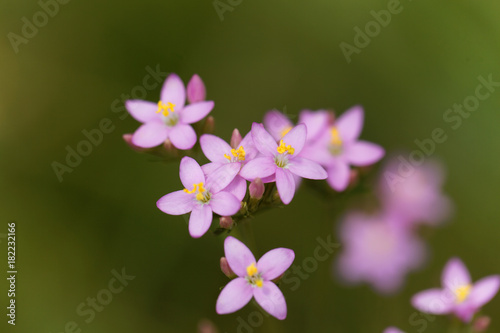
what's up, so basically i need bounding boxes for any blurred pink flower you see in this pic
[337,212,426,294]
[412,257,500,323]
[216,236,294,320]
[383,327,405,333]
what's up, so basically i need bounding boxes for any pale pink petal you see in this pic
[210,191,241,216]
[254,281,287,320]
[216,278,253,314]
[336,105,364,142]
[160,74,185,110]
[263,110,293,141]
[326,162,350,191]
[131,122,169,148]
[179,157,205,189]
[224,236,256,277]
[240,157,277,181]
[223,175,247,201]
[345,141,385,166]
[384,327,405,333]
[180,101,214,124]
[468,275,500,308]
[239,132,259,160]
[298,110,331,142]
[411,288,455,315]
[169,124,197,150]
[257,248,295,280]
[281,123,307,156]
[156,190,195,215]
[288,157,327,180]
[125,100,161,123]
[276,168,295,205]
[201,162,221,175]
[200,134,232,163]
[251,123,278,157]
[442,258,471,291]
[187,74,206,104]
[188,205,213,238]
[206,163,241,193]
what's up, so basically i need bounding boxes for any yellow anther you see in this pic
[281,126,292,138]
[331,127,343,146]
[183,182,205,195]
[246,263,258,276]
[156,101,176,116]
[455,285,472,304]
[277,140,295,155]
[195,193,204,201]
[255,279,263,288]
[224,146,246,161]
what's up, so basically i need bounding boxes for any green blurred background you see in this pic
[1,0,500,332]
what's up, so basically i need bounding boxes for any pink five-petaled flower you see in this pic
[411,257,500,322]
[200,132,258,201]
[125,74,214,150]
[156,157,241,238]
[302,106,385,191]
[216,236,295,320]
[239,123,327,204]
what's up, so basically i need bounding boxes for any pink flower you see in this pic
[156,157,241,238]
[126,74,214,150]
[187,74,206,104]
[379,157,453,227]
[337,212,426,294]
[239,123,327,204]
[411,258,500,323]
[303,106,384,191]
[200,131,259,201]
[216,236,294,320]
[384,327,405,333]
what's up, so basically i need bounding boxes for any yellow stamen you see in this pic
[183,182,205,195]
[455,285,472,304]
[246,263,258,276]
[331,127,342,146]
[255,279,263,288]
[277,140,295,155]
[156,101,176,116]
[281,126,292,138]
[224,146,246,161]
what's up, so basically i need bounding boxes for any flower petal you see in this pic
[200,134,232,163]
[240,157,277,181]
[276,168,295,205]
[468,275,500,308]
[125,100,161,123]
[336,105,364,142]
[239,132,259,161]
[326,162,350,191]
[263,110,294,141]
[251,122,278,157]
[224,236,256,277]
[160,74,185,111]
[131,122,169,148]
[384,327,405,333]
[222,175,247,201]
[411,288,455,315]
[442,257,471,291]
[188,205,213,238]
[281,123,307,156]
[187,74,206,104]
[216,278,253,315]
[180,101,214,124]
[169,124,197,150]
[298,109,331,142]
[288,157,327,180]
[206,163,241,193]
[254,281,287,320]
[156,190,195,215]
[210,191,241,216]
[179,156,205,189]
[345,141,385,166]
[257,248,295,280]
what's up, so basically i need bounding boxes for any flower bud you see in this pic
[220,257,236,278]
[198,319,218,333]
[219,216,234,229]
[203,116,215,134]
[249,178,265,200]
[473,316,491,332]
[230,128,243,149]
[187,74,206,104]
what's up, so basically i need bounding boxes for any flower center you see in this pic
[245,263,263,288]
[329,127,343,156]
[455,284,472,304]
[281,126,292,138]
[224,146,246,162]
[277,140,295,155]
[275,140,294,168]
[157,101,179,127]
[183,182,211,203]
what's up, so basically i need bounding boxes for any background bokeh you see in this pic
[1,0,500,332]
